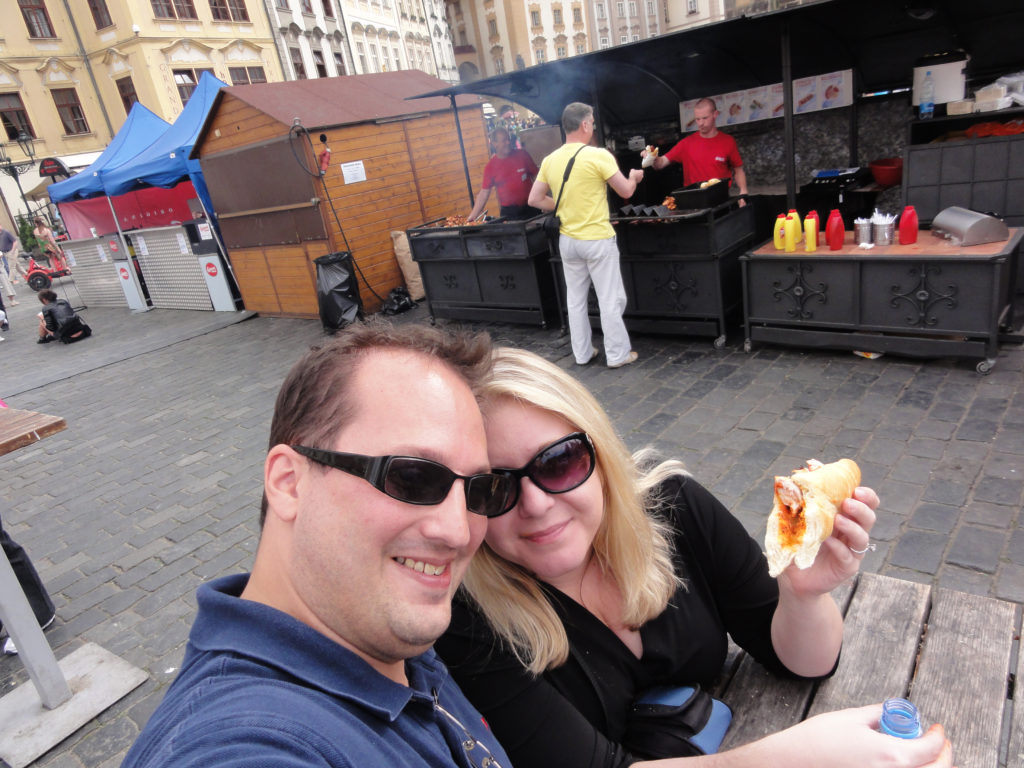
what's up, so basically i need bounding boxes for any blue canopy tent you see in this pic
[100,72,227,224]
[48,103,169,203]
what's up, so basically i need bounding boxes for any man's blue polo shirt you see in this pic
[122,574,513,768]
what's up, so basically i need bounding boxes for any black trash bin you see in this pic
[314,251,363,332]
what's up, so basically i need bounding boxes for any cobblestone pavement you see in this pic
[1,287,1022,767]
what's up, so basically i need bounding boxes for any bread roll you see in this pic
[765,458,861,577]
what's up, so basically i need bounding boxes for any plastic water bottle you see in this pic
[880,698,923,739]
[919,71,935,120]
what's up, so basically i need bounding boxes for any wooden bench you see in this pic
[715,572,1021,768]
[0,408,66,457]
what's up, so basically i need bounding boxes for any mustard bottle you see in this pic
[804,215,818,252]
[773,214,786,250]
[784,214,798,252]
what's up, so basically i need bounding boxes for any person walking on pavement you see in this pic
[528,103,643,369]
[0,224,19,304]
[122,320,516,768]
[1,223,29,284]
[1,512,57,655]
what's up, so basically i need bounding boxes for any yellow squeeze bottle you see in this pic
[784,214,798,252]
[804,215,818,252]
[773,214,786,249]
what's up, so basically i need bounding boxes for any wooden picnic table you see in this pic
[714,572,1022,768]
[0,408,67,457]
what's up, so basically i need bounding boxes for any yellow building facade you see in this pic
[0,0,282,227]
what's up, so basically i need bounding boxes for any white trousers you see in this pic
[0,255,14,300]
[559,235,632,366]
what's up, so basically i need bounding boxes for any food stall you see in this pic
[407,215,558,327]
[742,211,1021,373]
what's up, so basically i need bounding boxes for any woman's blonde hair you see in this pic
[462,346,685,675]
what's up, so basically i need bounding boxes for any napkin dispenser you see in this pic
[929,207,1009,247]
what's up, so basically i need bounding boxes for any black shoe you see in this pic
[0,321,8,332]
[37,336,52,344]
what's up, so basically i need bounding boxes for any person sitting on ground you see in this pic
[37,289,91,344]
[435,346,953,768]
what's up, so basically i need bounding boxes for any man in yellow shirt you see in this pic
[528,103,644,368]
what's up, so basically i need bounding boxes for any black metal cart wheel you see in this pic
[27,272,51,291]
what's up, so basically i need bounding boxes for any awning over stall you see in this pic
[48,104,169,203]
[412,0,1024,127]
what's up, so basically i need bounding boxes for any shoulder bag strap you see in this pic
[552,145,587,216]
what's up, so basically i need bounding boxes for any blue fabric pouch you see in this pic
[624,684,733,758]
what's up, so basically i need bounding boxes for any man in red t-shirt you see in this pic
[467,128,541,221]
[646,97,749,206]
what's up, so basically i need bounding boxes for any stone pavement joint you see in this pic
[1,292,1023,767]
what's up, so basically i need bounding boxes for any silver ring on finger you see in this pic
[849,541,876,555]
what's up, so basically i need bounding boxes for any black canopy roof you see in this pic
[413,0,1024,127]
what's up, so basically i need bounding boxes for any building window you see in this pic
[356,42,367,72]
[619,34,627,43]
[19,0,56,37]
[596,3,604,19]
[530,10,540,26]
[151,0,198,19]
[173,69,211,104]
[300,0,313,11]
[313,50,327,77]
[229,66,265,84]
[322,0,334,17]
[616,2,624,16]
[52,88,90,135]
[369,44,379,72]
[87,0,113,29]
[646,0,653,12]
[552,8,562,23]
[487,18,497,36]
[333,51,346,75]
[575,42,584,53]
[290,47,307,78]
[535,48,545,63]
[598,36,609,48]
[116,76,138,115]
[392,47,401,70]
[628,1,636,15]
[687,0,697,12]
[573,7,581,22]
[494,57,504,74]
[556,45,566,58]
[210,0,249,21]
[0,93,36,140]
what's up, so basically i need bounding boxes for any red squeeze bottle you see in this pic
[899,205,919,245]
[826,209,845,251]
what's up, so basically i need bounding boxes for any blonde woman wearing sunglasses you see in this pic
[435,347,952,768]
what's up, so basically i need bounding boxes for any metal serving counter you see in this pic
[550,201,756,347]
[741,229,1022,373]
[407,216,558,327]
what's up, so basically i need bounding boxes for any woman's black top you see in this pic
[436,476,799,768]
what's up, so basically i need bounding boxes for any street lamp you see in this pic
[0,129,37,222]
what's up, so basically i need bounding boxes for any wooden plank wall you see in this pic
[200,97,490,317]
[318,106,489,314]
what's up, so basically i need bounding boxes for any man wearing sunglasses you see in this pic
[123,321,515,768]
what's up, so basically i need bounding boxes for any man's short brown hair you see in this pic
[259,319,493,526]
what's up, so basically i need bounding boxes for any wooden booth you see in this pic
[192,71,490,316]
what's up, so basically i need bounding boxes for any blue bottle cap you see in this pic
[880,698,923,739]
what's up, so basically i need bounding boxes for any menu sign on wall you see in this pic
[679,69,853,130]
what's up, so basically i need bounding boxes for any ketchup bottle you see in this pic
[773,214,786,250]
[898,205,919,245]
[826,209,845,251]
